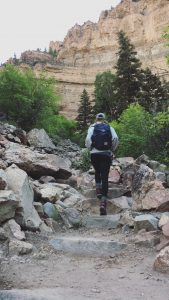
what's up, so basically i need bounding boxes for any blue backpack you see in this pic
[91,123,112,150]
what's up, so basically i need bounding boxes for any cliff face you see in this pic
[22,0,169,118]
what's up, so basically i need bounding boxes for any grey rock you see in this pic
[27,128,56,150]
[61,207,82,227]
[0,169,8,190]
[155,172,166,183]
[4,142,72,180]
[82,214,120,229]
[33,202,44,217]
[50,236,127,257]
[43,202,60,221]
[108,196,130,213]
[3,219,25,241]
[5,164,42,230]
[0,227,8,240]
[134,214,158,232]
[0,190,18,223]
[9,240,33,256]
[82,185,127,199]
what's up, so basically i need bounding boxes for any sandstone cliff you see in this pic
[20,0,169,118]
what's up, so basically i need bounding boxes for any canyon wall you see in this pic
[22,0,169,118]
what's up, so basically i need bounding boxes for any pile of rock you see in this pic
[0,122,169,273]
[76,154,169,272]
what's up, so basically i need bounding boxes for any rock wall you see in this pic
[22,0,169,118]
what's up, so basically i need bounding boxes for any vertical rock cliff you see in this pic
[21,0,169,118]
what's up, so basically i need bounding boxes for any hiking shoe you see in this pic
[96,187,102,199]
[100,196,107,216]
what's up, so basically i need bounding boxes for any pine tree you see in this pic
[115,30,143,117]
[76,89,93,131]
[93,71,117,121]
[138,68,169,113]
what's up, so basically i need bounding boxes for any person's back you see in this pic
[85,113,119,215]
[91,122,112,151]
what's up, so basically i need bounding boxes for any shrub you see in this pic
[37,113,76,140]
[0,65,59,130]
[146,111,169,165]
[73,148,91,171]
[71,130,87,148]
[110,103,152,158]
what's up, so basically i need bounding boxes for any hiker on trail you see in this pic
[85,113,119,216]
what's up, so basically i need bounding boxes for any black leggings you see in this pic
[91,153,112,197]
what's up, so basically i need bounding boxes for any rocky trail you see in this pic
[0,227,169,300]
[0,123,169,299]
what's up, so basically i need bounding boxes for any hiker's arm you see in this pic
[110,127,119,151]
[85,126,94,150]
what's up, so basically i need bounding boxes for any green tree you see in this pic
[76,89,93,131]
[38,114,76,140]
[49,47,57,58]
[0,64,59,130]
[146,110,169,164]
[111,103,152,158]
[137,68,169,113]
[115,31,143,117]
[93,71,117,120]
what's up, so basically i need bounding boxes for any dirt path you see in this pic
[0,229,169,300]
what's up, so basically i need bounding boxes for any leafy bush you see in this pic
[110,103,152,158]
[38,113,76,140]
[0,65,59,130]
[71,130,87,148]
[146,111,169,165]
[73,148,91,171]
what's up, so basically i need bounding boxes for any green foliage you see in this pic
[162,26,169,64]
[137,68,169,113]
[94,71,117,120]
[146,110,169,164]
[49,47,58,58]
[73,148,91,171]
[110,103,169,164]
[110,103,152,158]
[38,113,76,139]
[0,65,59,130]
[115,31,143,117]
[93,31,169,122]
[71,129,87,148]
[76,89,93,131]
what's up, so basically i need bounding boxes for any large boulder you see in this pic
[0,190,18,223]
[108,196,130,213]
[9,239,33,256]
[116,157,135,170]
[5,164,42,229]
[32,181,84,207]
[154,246,169,273]
[4,142,72,179]
[134,214,158,232]
[3,219,25,241]
[0,169,8,190]
[27,128,56,151]
[132,164,169,210]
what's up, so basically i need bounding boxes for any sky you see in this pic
[0,0,121,64]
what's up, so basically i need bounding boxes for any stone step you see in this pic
[0,288,85,300]
[80,197,132,215]
[82,214,120,229]
[82,185,127,199]
[50,236,127,257]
